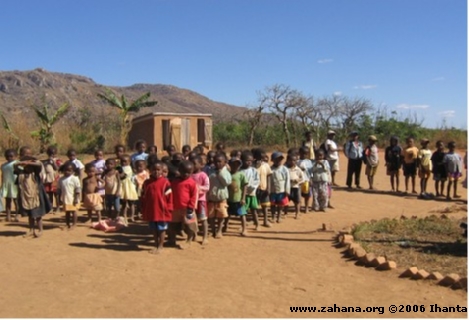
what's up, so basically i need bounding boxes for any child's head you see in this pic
[448,141,456,151]
[147,154,159,168]
[262,152,269,163]
[20,156,37,173]
[135,140,147,154]
[85,163,97,177]
[4,149,17,162]
[436,140,444,151]
[148,145,157,155]
[165,144,176,156]
[120,154,131,166]
[299,146,309,159]
[105,158,116,170]
[182,145,191,156]
[271,152,284,167]
[171,153,184,167]
[230,149,241,159]
[62,162,76,177]
[206,150,216,165]
[193,145,204,155]
[199,154,207,166]
[178,160,194,180]
[420,138,430,148]
[114,144,125,158]
[135,160,147,173]
[214,153,227,171]
[191,155,203,173]
[287,148,298,157]
[67,149,77,160]
[19,146,32,157]
[305,131,313,141]
[240,151,253,169]
[94,149,104,160]
[215,142,225,151]
[368,135,377,145]
[228,158,242,173]
[390,136,398,146]
[316,149,325,160]
[286,154,298,167]
[188,151,198,162]
[46,146,57,157]
[406,137,414,147]
[161,163,169,177]
[149,161,163,178]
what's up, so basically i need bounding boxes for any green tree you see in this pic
[98,89,158,146]
[30,100,70,153]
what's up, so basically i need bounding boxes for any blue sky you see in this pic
[1,0,467,128]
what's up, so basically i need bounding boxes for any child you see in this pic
[141,161,173,254]
[15,156,51,237]
[170,161,198,249]
[134,160,150,219]
[120,155,139,222]
[417,139,432,197]
[57,162,81,230]
[66,149,85,179]
[385,136,402,192]
[444,141,463,200]
[91,149,106,205]
[42,146,61,213]
[165,145,176,157]
[203,150,216,175]
[311,150,331,212]
[253,148,272,227]
[364,135,379,190]
[431,141,447,197]
[225,158,248,236]
[285,153,305,219]
[114,144,126,164]
[402,137,419,194]
[103,158,122,219]
[131,139,149,167]
[269,152,290,223]
[82,163,104,223]
[168,153,184,180]
[298,147,313,214]
[191,155,210,245]
[240,151,261,230]
[148,145,158,156]
[1,149,18,221]
[207,154,232,238]
[182,145,192,159]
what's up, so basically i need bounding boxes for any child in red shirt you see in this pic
[141,162,173,254]
[170,160,198,249]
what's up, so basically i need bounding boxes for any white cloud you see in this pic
[353,85,377,90]
[396,104,430,110]
[431,77,445,81]
[317,58,333,64]
[333,91,342,96]
[438,110,455,118]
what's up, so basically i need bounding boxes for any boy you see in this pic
[269,152,290,223]
[82,163,104,223]
[240,151,261,230]
[364,135,379,190]
[385,136,402,192]
[285,154,305,219]
[311,149,331,212]
[444,141,463,200]
[207,154,231,238]
[225,158,248,236]
[66,149,85,179]
[170,161,198,249]
[431,141,447,197]
[57,162,81,230]
[191,155,210,245]
[103,158,122,219]
[417,139,432,197]
[402,137,419,194]
[131,139,148,167]
[253,148,272,227]
[298,147,313,214]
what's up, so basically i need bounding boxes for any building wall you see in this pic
[128,117,155,149]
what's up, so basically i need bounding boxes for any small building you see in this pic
[128,112,213,153]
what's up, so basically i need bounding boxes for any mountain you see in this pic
[0,68,245,122]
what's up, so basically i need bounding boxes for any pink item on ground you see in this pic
[91,217,127,232]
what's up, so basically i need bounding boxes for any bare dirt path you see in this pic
[0,153,466,318]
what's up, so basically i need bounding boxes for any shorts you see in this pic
[448,172,462,181]
[196,201,208,221]
[386,168,400,176]
[208,200,229,219]
[403,163,417,177]
[328,159,339,172]
[365,165,378,177]
[256,189,270,207]
[228,202,247,216]
[148,221,168,231]
[418,169,431,179]
[105,195,121,212]
[289,188,301,204]
[270,192,289,207]
[301,182,312,197]
[44,182,57,193]
[83,193,103,211]
[433,173,447,181]
[244,195,259,211]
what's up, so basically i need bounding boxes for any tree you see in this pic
[245,93,268,146]
[98,89,158,146]
[0,112,19,149]
[30,100,70,153]
[338,97,373,137]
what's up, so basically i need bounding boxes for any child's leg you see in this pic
[166,222,178,245]
[201,219,208,245]
[13,199,18,220]
[25,215,34,236]
[208,217,216,237]
[434,180,440,196]
[183,223,195,247]
[97,210,102,222]
[404,174,409,192]
[446,180,453,200]
[370,175,375,190]
[47,192,54,211]
[390,174,395,191]
[251,209,259,230]
[319,183,329,210]
[240,215,247,236]
[262,206,271,227]
[294,202,300,219]
[223,216,230,233]
[53,193,60,212]
[35,217,43,237]
[87,210,93,222]
[440,181,446,196]
[65,211,71,228]
[215,218,224,238]
[150,229,159,253]
[71,211,78,229]
[453,178,459,197]
[395,173,400,192]
[5,198,11,221]
[128,201,135,222]
[411,175,417,193]
[367,174,372,189]
[423,177,428,194]
[312,184,319,210]
[276,205,282,223]
[303,195,310,213]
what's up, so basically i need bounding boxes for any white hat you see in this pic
[327,130,336,135]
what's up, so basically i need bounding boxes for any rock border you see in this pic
[333,229,467,291]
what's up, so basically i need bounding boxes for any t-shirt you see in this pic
[141,176,173,222]
[71,159,85,170]
[325,139,339,160]
[402,146,419,164]
[191,171,209,202]
[241,167,260,196]
[418,149,432,171]
[431,150,446,175]
[365,145,379,167]
[57,175,81,205]
[228,171,247,203]
[297,159,313,180]
[444,153,463,174]
[91,159,106,174]
[385,145,402,171]
[171,177,198,210]
[269,165,290,194]
[311,160,331,183]
[131,152,149,165]
[288,166,305,188]
[256,161,272,191]
[207,166,232,202]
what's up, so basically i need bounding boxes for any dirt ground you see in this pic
[0,152,467,318]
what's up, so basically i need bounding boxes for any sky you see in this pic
[0,0,467,128]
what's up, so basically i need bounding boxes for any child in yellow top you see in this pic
[417,139,432,197]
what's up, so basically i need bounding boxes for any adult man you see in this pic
[344,132,363,189]
[302,131,316,160]
[325,130,339,186]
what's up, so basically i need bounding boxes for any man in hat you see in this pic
[344,131,363,189]
[302,131,316,160]
[325,130,339,186]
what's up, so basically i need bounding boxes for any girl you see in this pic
[240,151,261,229]
[103,158,122,219]
[148,145,158,156]
[431,141,447,197]
[203,150,216,175]
[364,135,379,190]
[182,145,191,159]
[42,146,61,213]
[402,137,419,194]
[269,152,290,223]
[57,162,81,230]
[417,139,432,197]
[131,139,148,168]
[1,149,18,221]
[385,136,402,192]
[134,160,150,219]
[444,141,463,200]
[66,149,85,179]
[225,158,248,236]
[253,148,272,227]
[191,155,210,244]
[285,153,305,219]
[82,163,104,223]
[120,155,139,223]
[91,149,106,206]
[114,144,126,164]
[311,150,331,212]
[298,147,313,214]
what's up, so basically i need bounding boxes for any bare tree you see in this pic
[244,93,268,146]
[338,97,373,137]
[316,95,343,134]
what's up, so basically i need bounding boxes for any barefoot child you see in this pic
[57,162,81,230]
[141,162,173,254]
[1,149,18,221]
[43,146,62,213]
[170,161,198,249]
[444,141,463,200]
[66,149,85,179]
[240,151,261,230]
[134,160,150,219]
[131,140,149,168]
[311,150,331,212]
[120,155,139,223]
[269,152,290,223]
[402,137,419,194]
[431,141,447,197]
[82,163,104,223]
[191,155,210,244]
[364,135,379,190]
[253,149,272,227]
[385,136,402,192]
[225,157,248,236]
[103,158,122,219]
[417,139,432,197]
[207,154,231,238]
[298,147,313,214]
[285,153,305,219]
[148,145,157,156]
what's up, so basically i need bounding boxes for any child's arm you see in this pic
[284,167,291,196]
[188,183,198,210]
[252,169,260,190]
[116,172,122,197]
[199,174,210,194]
[217,167,231,187]
[240,175,248,206]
